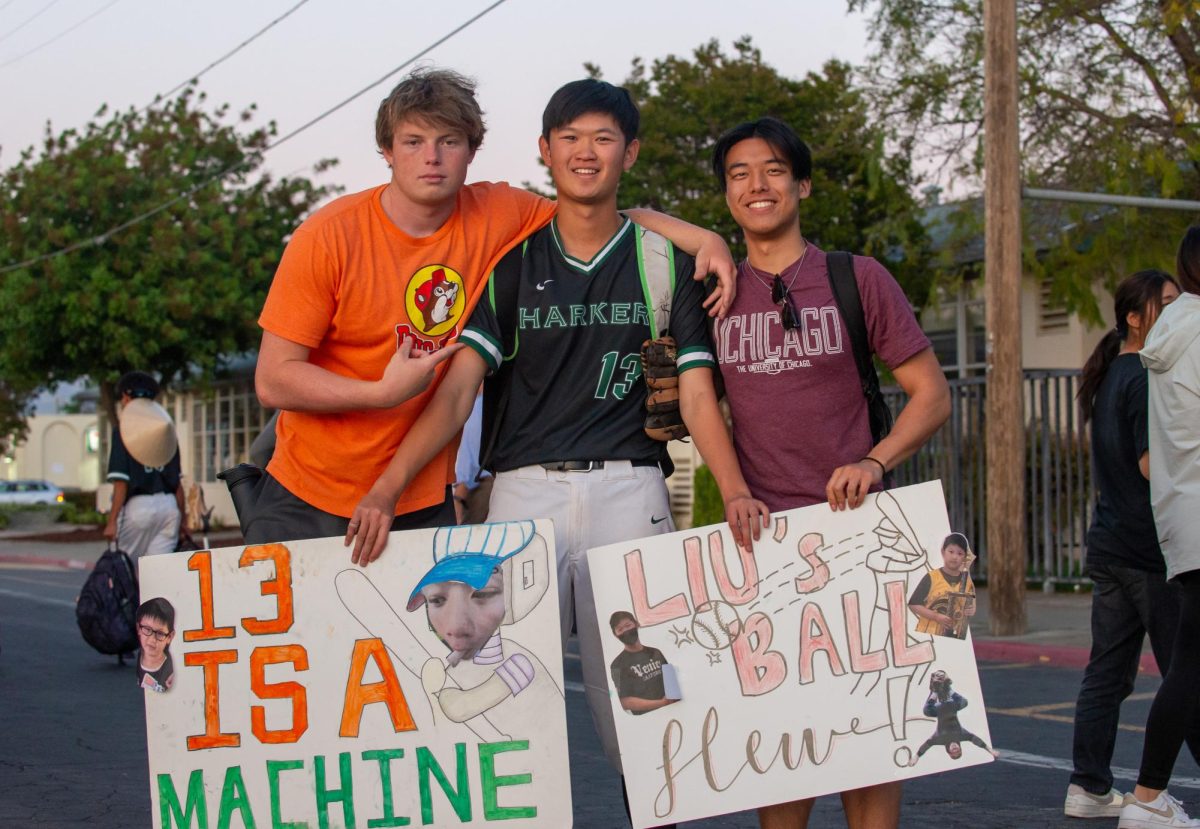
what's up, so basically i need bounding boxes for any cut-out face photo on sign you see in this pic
[136,597,176,693]
[907,532,977,639]
[414,567,507,662]
[608,610,681,715]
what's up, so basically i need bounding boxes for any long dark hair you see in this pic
[1178,225,1200,294]
[1078,269,1178,422]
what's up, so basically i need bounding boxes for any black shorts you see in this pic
[243,473,455,545]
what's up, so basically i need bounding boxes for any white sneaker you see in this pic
[1065,784,1126,818]
[1118,791,1200,828]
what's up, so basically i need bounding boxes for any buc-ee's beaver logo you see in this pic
[398,264,465,350]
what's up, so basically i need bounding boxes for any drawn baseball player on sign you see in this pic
[608,610,680,714]
[407,522,563,735]
[855,491,932,695]
[335,520,562,741]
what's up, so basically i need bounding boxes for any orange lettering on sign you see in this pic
[183,551,236,642]
[185,649,240,750]
[239,543,295,635]
[250,644,309,744]
[339,638,416,737]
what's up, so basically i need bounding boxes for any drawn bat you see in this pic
[874,491,924,561]
[334,569,507,743]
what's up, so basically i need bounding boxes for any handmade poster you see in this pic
[138,520,571,829]
[587,481,994,828]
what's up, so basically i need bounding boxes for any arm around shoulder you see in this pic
[624,208,736,316]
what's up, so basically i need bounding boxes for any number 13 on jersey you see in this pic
[595,351,642,400]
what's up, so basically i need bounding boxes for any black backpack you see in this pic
[76,545,140,658]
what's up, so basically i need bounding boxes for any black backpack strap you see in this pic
[826,252,872,390]
[479,243,526,472]
[825,251,895,453]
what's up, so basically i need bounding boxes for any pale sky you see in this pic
[0,0,871,202]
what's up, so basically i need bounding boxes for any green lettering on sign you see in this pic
[416,744,471,824]
[266,759,309,829]
[479,740,537,820]
[159,770,208,828]
[218,766,256,829]
[362,749,411,828]
[315,752,356,829]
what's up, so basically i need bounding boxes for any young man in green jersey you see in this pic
[346,79,770,823]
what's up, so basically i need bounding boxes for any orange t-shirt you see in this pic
[258,182,556,517]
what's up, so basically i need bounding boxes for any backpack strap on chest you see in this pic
[633,224,675,338]
[825,250,895,451]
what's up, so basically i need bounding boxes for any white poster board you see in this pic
[587,481,994,828]
[138,520,572,828]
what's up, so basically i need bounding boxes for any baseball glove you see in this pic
[641,336,689,441]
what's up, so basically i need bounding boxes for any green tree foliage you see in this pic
[0,382,32,456]
[851,0,1200,320]
[0,89,339,421]
[576,38,933,303]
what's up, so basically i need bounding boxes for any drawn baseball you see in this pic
[690,600,742,651]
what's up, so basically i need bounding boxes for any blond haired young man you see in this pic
[251,69,734,545]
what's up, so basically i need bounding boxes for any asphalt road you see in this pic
[3,562,1199,828]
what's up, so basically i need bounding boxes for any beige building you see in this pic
[3,413,102,490]
[921,275,1114,377]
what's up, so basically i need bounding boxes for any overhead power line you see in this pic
[0,0,119,69]
[0,0,63,45]
[146,0,312,111]
[265,0,505,154]
[0,0,511,276]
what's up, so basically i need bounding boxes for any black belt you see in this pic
[539,459,660,473]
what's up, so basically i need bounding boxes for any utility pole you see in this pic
[984,0,1026,634]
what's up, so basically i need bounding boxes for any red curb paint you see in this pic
[0,555,92,571]
[974,639,1161,677]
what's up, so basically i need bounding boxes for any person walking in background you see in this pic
[1064,270,1185,820]
[1118,228,1200,829]
[103,371,186,558]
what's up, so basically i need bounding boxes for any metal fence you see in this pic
[885,369,1094,587]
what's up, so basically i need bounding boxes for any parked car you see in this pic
[0,480,65,505]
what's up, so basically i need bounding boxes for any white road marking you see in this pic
[0,586,76,609]
[0,572,79,589]
[999,750,1200,791]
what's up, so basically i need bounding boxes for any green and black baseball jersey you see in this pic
[460,217,716,472]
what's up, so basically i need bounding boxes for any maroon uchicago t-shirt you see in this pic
[715,245,930,511]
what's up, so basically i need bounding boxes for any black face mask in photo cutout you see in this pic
[617,628,640,646]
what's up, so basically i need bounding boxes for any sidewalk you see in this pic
[969,585,1159,675]
[0,526,244,570]
[0,530,1116,673]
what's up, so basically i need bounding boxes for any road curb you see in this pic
[0,554,92,571]
[974,638,1161,677]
